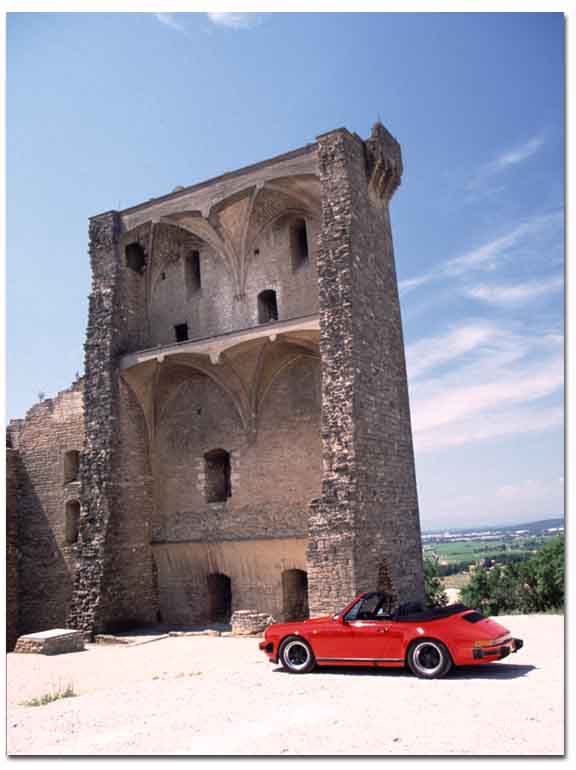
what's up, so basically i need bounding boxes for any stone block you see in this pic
[14,628,85,655]
[231,610,275,636]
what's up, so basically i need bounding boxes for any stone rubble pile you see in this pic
[231,610,275,636]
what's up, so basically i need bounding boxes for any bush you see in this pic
[516,536,564,612]
[424,557,448,608]
[460,536,564,615]
[21,681,76,707]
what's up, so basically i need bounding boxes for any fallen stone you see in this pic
[14,629,84,655]
[231,610,275,636]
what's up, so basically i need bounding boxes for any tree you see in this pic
[461,563,520,615]
[423,557,448,608]
[516,536,564,612]
[460,536,565,615]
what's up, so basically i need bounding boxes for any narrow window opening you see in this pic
[65,500,80,544]
[174,323,189,342]
[291,218,309,270]
[258,290,278,324]
[185,250,201,294]
[64,450,80,483]
[125,242,146,273]
[204,449,231,503]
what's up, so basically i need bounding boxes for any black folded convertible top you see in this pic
[393,603,470,623]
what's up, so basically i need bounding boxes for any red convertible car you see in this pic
[259,591,523,678]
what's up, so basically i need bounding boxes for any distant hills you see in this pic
[424,516,564,536]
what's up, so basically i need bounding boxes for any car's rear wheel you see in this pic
[279,636,315,674]
[407,639,452,679]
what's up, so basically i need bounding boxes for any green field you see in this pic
[423,536,545,564]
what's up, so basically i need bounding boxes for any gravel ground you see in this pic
[6,614,564,756]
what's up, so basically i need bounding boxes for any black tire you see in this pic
[279,636,316,674]
[407,639,452,679]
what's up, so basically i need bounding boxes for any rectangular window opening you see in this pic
[258,290,278,324]
[174,323,189,342]
[125,242,146,273]
[291,219,309,270]
[185,250,201,294]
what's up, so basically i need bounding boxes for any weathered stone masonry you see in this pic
[7,122,424,641]
[307,126,423,616]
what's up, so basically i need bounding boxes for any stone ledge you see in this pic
[14,629,85,655]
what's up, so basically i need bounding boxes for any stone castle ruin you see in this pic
[6,122,424,648]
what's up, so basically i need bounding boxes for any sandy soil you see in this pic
[6,614,564,756]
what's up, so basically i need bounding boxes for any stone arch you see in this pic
[157,360,249,434]
[149,222,206,297]
[155,367,245,517]
[257,352,321,424]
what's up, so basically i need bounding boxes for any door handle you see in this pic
[377,626,390,633]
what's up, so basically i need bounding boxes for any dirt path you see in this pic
[6,614,564,756]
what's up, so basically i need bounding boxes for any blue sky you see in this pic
[5,11,565,529]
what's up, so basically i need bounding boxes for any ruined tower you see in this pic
[8,122,423,641]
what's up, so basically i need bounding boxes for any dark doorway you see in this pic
[204,449,231,502]
[258,290,278,323]
[207,573,232,623]
[282,569,309,621]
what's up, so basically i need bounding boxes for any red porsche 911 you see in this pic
[259,591,523,679]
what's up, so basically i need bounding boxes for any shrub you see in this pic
[460,536,564,615]
[424,557,449,608]
[21,681,76,707]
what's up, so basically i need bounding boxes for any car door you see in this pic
[346,618,405,663]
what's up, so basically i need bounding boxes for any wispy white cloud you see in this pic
[399,210,563,296]
[408,324,563,452]
[497,477,564,501]
[465,275,563,305]
[207,13,260,29]
[467,134,545,191]
[495,136,546,169]
[414,405,563,453]
[155,13,186,33]
[406,322,499,380]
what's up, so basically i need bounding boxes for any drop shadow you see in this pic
[272,662,535,680]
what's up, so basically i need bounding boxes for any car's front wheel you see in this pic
[279,636,315,674]
[407,639,452,679]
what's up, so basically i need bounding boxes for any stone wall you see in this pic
[6,445,20,650]
[307,124,423,616]
[22,124,423,637]
[147,216,320,347]
[153,537,308,625]
[6,379,84,635]
[153,353,322,544]
[70,213,158,635]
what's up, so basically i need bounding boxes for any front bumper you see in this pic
[473,637,524,660]
[259,639,278,662]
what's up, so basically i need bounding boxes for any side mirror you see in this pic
[333,614,345,624]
